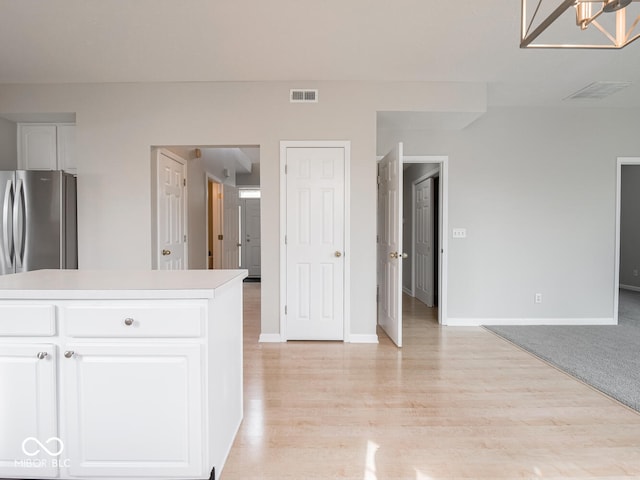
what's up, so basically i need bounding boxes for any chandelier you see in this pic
[521,0,640,48]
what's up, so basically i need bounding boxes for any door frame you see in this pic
[614,156,640,324]
[387,155,449,325]
[279,140,351,342]
[151,148,188,269]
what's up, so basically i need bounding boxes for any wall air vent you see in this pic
[290,89,318,103]
[565,81,631,100]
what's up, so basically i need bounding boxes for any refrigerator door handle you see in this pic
[13,178,25,269]
[2,179,14,267]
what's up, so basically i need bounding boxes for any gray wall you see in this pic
[0,81,485,337]
[0,117,17,169]
[620,165,640,289]
[380,107,640,321]
[237,163,260,186]
[402,163,439,292]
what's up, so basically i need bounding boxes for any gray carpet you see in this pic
[485,289,640,412]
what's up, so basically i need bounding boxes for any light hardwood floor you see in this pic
[222,284,640,479]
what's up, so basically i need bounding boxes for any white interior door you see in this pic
[241,198,261,277]
[377,143,403,347]
[285,146,345,340]
[415,177,434,307]
[222,185,240,269]
[156,150,187,270]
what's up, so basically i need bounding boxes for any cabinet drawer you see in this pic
[63,303,204,338]
[0,305,56,336]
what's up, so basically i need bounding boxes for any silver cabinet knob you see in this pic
[124,317,134,326]
[64,351,75,359]
[335,251,342,258]
[36,352,48,360]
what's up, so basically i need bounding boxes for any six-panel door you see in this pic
[61,344,203,478]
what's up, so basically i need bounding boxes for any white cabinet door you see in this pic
[61,343,204,478]
[0,344,58,478]
[56,125,76,174]
[18,125,57,170]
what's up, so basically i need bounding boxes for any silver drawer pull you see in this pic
[36,352,48,360]
[64,351,75,359]
[124,317,134,326]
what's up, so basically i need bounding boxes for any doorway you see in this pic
[239,190,261,278]
[376,148,448,347]
[614,157,640,324]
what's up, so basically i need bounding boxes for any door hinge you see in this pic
[218,234,224,240]
[184,235,187,242]
[376,234,379,243]
[218,192,222,199]
[285,305,287,315]
[284,235,287,245]
[377,175,381,185]
[285,164,288,174]
[183,178,187,187]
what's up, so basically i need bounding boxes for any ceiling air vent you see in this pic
[290,89,318,103]
[565,81,631,100]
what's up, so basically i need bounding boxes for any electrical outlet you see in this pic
[534,293,543,304]
[452,228,466,239]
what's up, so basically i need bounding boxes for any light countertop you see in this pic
[0,269,248,300]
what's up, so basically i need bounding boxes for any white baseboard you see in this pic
[402,286,413,296]
[620,284,640,292]
[258,333,283,343]
[349,334,379,344]
[446,317,617,327]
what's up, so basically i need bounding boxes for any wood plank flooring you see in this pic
[221,284,640,479]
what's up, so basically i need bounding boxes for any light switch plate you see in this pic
[452,228,466,239]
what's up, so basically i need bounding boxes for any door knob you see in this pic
[36,352,48,360]
[335,251,342,258]
[162,249,171,256]
[389,252,398,259]
[401,253,408,259]
[64,351,75,359]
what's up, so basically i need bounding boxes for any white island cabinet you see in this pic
[0,269,247,480]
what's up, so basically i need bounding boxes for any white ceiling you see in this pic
[1,0,640,107]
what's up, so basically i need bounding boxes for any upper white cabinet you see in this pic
[18,123,76,174]
[56,124,76,174]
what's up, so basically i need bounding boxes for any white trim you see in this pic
[402,286,413,296]
[279,140,351,342]
[620,284,640,292]
[258,333,283,343]
[348,334,379,344]
[615,157,640,326]
[448,317,617,326]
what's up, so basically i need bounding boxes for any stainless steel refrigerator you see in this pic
[0,170,77,275]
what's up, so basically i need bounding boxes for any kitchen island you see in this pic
[0,269,247,480]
